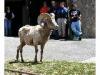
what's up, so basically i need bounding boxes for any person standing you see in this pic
[4,6,15,36]
[49,0,57,13]
[38,1,49,25]
[40,1,49,14]
[69,4,82,40]
[49,0,59,40]
[56,1,69,39]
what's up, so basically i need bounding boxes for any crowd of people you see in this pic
[39,0,82,41]
[4,0,82,41]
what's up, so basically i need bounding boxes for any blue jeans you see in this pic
[71,20,82,37]
[4,19,11,36]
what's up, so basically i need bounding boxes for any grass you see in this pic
[5,60,95,75]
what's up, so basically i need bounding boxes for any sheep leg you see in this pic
[16,45,20,62]
[16,43,25,62]
[34,45,38,63]
[20,44,25,62]
[20,48,24,62]
[16,44,24,62]
[40,44,45,63]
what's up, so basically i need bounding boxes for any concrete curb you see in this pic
[81,57,95,63]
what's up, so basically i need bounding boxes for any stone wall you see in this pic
[68,0,95,38]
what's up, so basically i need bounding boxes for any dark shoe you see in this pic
[79,37,82,41]
[79,34,82,40]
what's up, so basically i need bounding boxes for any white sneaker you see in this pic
[73,37,79,41]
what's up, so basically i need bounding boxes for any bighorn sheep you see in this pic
[16,13,58,63]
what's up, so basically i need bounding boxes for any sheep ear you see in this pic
[50,13,55,18]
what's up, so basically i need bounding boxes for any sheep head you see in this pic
[37,13,58,29]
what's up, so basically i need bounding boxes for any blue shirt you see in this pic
[56,7,68,18]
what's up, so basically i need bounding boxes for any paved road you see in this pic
[5,37,95,62]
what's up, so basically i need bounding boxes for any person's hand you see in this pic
[78,17,81,20]
[71,16,74,19]
[11,13,15,19]
[5,17,7,20]
[78,15,81,20]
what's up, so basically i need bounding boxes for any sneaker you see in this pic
[73,37,79,41]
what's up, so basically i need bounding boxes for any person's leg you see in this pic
[57,18,62,38]
[71,21,82,40]
[71,22,76,35]
[71,21,81,36]
[62,18,67,38]
[50,30,54,39]
[71,21,79,40]
[76,20,82,40]
[8,20,12,36]
[76,20,82,34]
[4,19,8,36]
[54,29,59,40]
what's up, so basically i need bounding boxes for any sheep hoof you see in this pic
[21,60,24,63]
[40,60,43,63]
[34,60,38,64]
[15,60,19,63]
[40,61,43,64]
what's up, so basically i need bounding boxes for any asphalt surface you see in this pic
[5,37,95,62]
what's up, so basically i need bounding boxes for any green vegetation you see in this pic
[5,60,95,75]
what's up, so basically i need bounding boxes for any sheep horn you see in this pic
[37,13,51,25]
